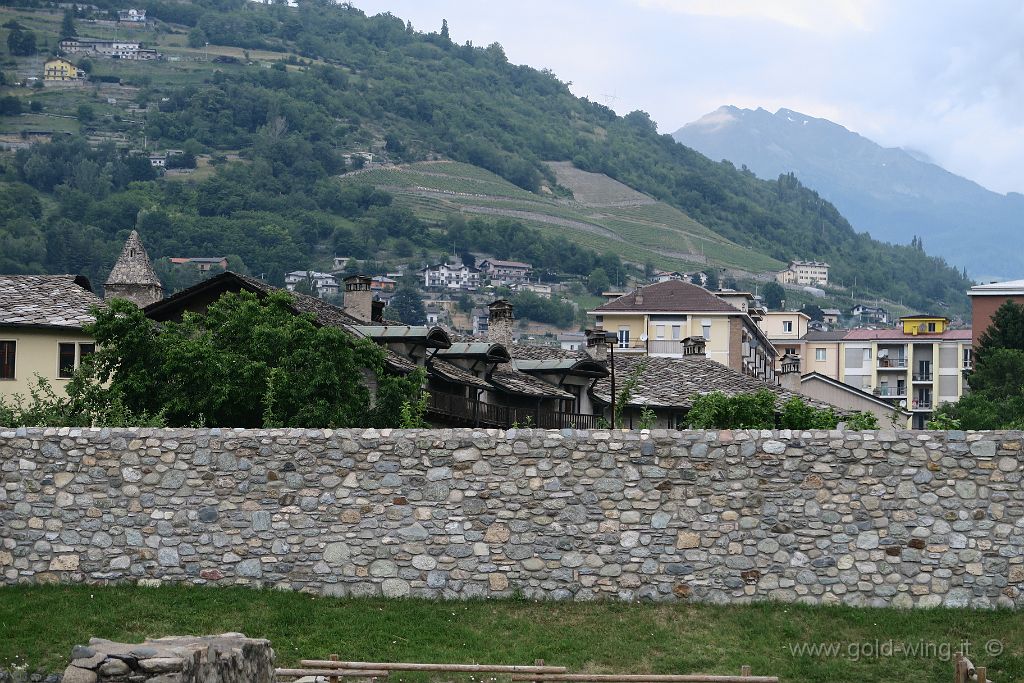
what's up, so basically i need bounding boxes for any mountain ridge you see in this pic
[674,105,1023,279]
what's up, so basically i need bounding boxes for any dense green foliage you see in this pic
[685,391,876,430]
[388,280,427,325]
[42,292,423,428]
[507,290,575,327]
[762,281,785,309]
[0,0,971,313]
[931,300,1024,429]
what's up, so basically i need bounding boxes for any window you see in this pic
[0,341,14,379]
[702,324,711,341]
[815,348,826,362]
[864,348,872,361]
[618,328,630,349]
[671,325,681,340]
[783,321,793,333]
[785,347,797,355]
[655,324,665,339]
[57,342,94,379]
[58,343,77,379]
[928,322,936,332]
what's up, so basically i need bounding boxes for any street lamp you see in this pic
[605,330,617,428]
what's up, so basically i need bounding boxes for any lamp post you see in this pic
[605,330,617,428]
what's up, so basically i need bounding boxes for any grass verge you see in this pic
[1,585,1021,682]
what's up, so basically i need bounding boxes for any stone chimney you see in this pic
[681,336,707,357]
[584,329,607,362]
[487,299,514,346]
[104,230,163,307]
[779,352,802,392]
[343,275,373,322]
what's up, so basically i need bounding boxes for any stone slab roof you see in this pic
[591,279,739,314]
[105,230,161,287]
[0,275,102,330]
[590,355,839,412]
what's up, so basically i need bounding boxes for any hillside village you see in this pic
[2,3,1024,683]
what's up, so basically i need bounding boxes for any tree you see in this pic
[975,299,1024,365]
[7,28,37,56]
[588,267,610,295]
[388,282,427,324]
[0,96,22,116]
[762,281,785,310]
[459,249,475,268]
[76,104,94,123]
[440,18,450,40]
[61,9,77,39]
[799,303,824,322]
[69,293,423,428]
[188,27,208,49]
[704,269,720,290]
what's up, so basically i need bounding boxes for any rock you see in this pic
[50,555,79,571]
[323,542,350,565]
[381,578,410,597]
[676,532,700,549]
[157,547,180,567]
[236,559,262,578]
[762,440,786,455]
[60,667,97,683]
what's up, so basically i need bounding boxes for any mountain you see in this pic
[674,106,1024,279]
[0,2,972,315]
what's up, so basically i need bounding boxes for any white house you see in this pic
[422,262,481,291]
[284,270,339,297]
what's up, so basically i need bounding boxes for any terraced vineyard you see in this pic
[342,161,784,274]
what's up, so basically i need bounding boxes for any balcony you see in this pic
[873,387,907,398]
[962,361,973,371]
[912,373,933,382]
[877,358,907,369]
[911,399,933,411]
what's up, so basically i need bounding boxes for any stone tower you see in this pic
[104,230,163,307]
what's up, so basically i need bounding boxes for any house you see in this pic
[851,304,890,325]
[478,259,532,284]
[776,260,830,286]
[284,271,339,298]
[471,307,489,337]
[43,58,85,82]
[59,39,153,60]
[558,332,586,351]
[148,154,165,167]
[796,316,972,429]
[759,311,811,370]
[422,262,481,290]
[821,308,842,325]
[588,336,841,429]
[370,275,397,293]
[331,256,351,272]
[796,372,910,427]
[0,274,102,400]
[967,278,1024,347]
[650,270,684,283]
[512,282,552,298]
[168,257,228,272]
[117,8,146,21]
[588,279,777,383]
[104,231,164,307]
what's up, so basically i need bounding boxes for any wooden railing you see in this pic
[427,392,602,430]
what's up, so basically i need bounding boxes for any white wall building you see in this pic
[422,263,481,291]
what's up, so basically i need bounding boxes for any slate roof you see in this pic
[428,358,492,390]
[490,364,574,399]
[105,230,161,287]
[590,355,839,412]
[803,330,850,342]
[591,279,739,313]
[0,275,102,330]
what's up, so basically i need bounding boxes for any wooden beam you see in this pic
[276,669,389,679]
[302,661,568,674]
[510,676,778,683]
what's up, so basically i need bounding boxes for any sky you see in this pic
[353,0,1024,195]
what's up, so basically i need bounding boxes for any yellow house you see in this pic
[759,311,811,368]
[0,275,101,402]
[588,279,777,382]
[43,58,84,82]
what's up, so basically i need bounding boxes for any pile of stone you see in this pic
[61,633,274,683]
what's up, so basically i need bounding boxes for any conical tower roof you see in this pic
[105,230,161,287]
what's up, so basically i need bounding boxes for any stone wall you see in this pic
[61,634,274,683]
[2,427,1022,608]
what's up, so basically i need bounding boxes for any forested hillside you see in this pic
[0,0,972,312]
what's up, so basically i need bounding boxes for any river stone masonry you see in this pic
[1,427,1022,607]
[60,633,274,683]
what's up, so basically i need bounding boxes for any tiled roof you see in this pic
[105,230,161,287]
[590,355,839,412]
[592,279,739,313]
[0,275,102,330]
[843,329,972,341]
[803,330,850,342]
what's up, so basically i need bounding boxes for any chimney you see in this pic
[584,329,607,362]
[343,275,373,322]
[487,299,515,346]
[681,336,707,357]
[634,286,644,306]
[779,352,802,392]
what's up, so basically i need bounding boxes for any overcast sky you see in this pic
[353,0,1024,195]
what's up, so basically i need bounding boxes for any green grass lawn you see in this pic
[1,586,1020,682]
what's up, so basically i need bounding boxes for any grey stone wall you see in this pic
[61,634,274,683]
[2,427,1022,608]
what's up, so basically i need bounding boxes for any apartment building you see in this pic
[967,278,1024,346]
[776,260,830,286]
[478,259,532,284]
[421,263,481,291]
[588,279,777,382]
[759,311,811,368]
